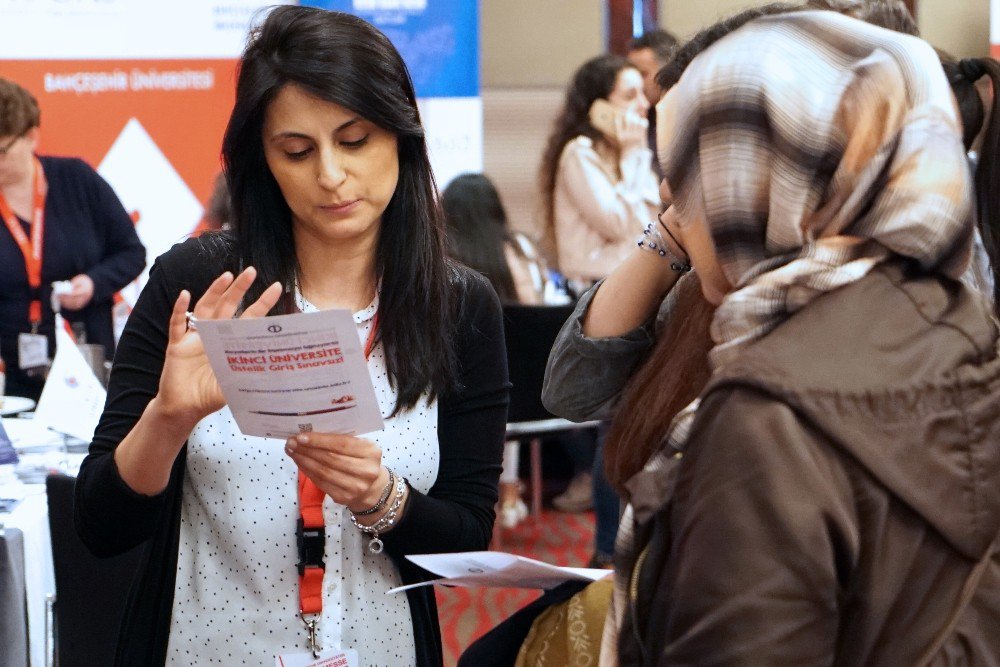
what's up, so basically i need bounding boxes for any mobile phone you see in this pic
[588,98,622,140]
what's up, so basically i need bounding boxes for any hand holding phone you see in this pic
[588,98,621,140]
[589,98,648,149]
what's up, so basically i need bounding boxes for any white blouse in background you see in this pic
[166,295,439,666]
[553,135,659,283]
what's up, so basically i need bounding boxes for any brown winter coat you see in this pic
[619,263,1000,665]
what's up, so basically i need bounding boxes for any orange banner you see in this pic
[1,59,237,206]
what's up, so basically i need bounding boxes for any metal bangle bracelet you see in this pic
[637,224,692,273]
[354,468,395,516]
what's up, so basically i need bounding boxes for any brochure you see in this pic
[195,309,384,439]
[386,551,610,594]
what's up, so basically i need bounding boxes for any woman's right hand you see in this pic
[615,107,649,153]
[154,268,283,429]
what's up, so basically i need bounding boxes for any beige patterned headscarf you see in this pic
[657,10,973,367]
[605,15,976,663]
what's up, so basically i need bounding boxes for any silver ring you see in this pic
[185,311,198,331]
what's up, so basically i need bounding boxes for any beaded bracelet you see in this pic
[350,476,407,554]
[637,222,692,273]
[354,468,395,517]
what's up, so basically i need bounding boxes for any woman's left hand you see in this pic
[58,274,95,311]
[285,433,389,510]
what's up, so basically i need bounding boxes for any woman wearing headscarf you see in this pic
[611,10,1000,664]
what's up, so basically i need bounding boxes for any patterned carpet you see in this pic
[436,509,596,666]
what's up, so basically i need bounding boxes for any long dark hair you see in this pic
[941,53,1000,313]
[604,275,715,494]
[539,54,631,239]
[441,173,520,303]
[221,5,455,414]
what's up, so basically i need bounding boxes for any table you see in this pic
[1,416,85,667]
[0,488,53,667]
[0,397,36,417]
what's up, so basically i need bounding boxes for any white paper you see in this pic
[195,309,384,439]
[0,418,64,451]
[386,551,610,594]
[33,315,107,442]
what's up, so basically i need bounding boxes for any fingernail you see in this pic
[295,434,310,445]
[285,438,297,453]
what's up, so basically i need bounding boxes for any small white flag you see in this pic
[33,315,107,442]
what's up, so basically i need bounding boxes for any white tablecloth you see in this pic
[1,488,52,667]
[1,416,86,667]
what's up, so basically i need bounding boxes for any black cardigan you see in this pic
[74,235,509,666]
[0,155,146,399]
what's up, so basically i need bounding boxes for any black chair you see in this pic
[45,474,142,667]
[502,304,601,520]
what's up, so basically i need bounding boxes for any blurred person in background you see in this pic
[939,51,1000,310]
[0,76,145,400]
[442,172,554,529]
[538,53,658,555]
[626,29,678,176]
[540,53,659,291]
[442,172,549,305]
[196,172,234,233]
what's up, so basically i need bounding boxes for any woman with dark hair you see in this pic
[74,7,508,666]
[539,54,658,288]
[535,54,658,531]
[442,172,551,528]
[442,172,547,305]
[940,52,1000,310]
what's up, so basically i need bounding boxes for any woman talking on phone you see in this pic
[538,54,657,566]
[539,54,659,290]
[73,7,508,666]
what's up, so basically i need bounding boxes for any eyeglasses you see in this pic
[0,130,28,156]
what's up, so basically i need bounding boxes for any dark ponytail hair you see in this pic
[441,173,519,303]
[222,6,455,414]
[941,53,1000,313]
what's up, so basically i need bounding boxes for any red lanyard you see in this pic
[0,157,47,327]
[297,312,380,618]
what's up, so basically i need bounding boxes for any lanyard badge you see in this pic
[294,314,379,658]
[0,157,48,329]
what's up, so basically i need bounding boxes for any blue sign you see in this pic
[300,1,478,98]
